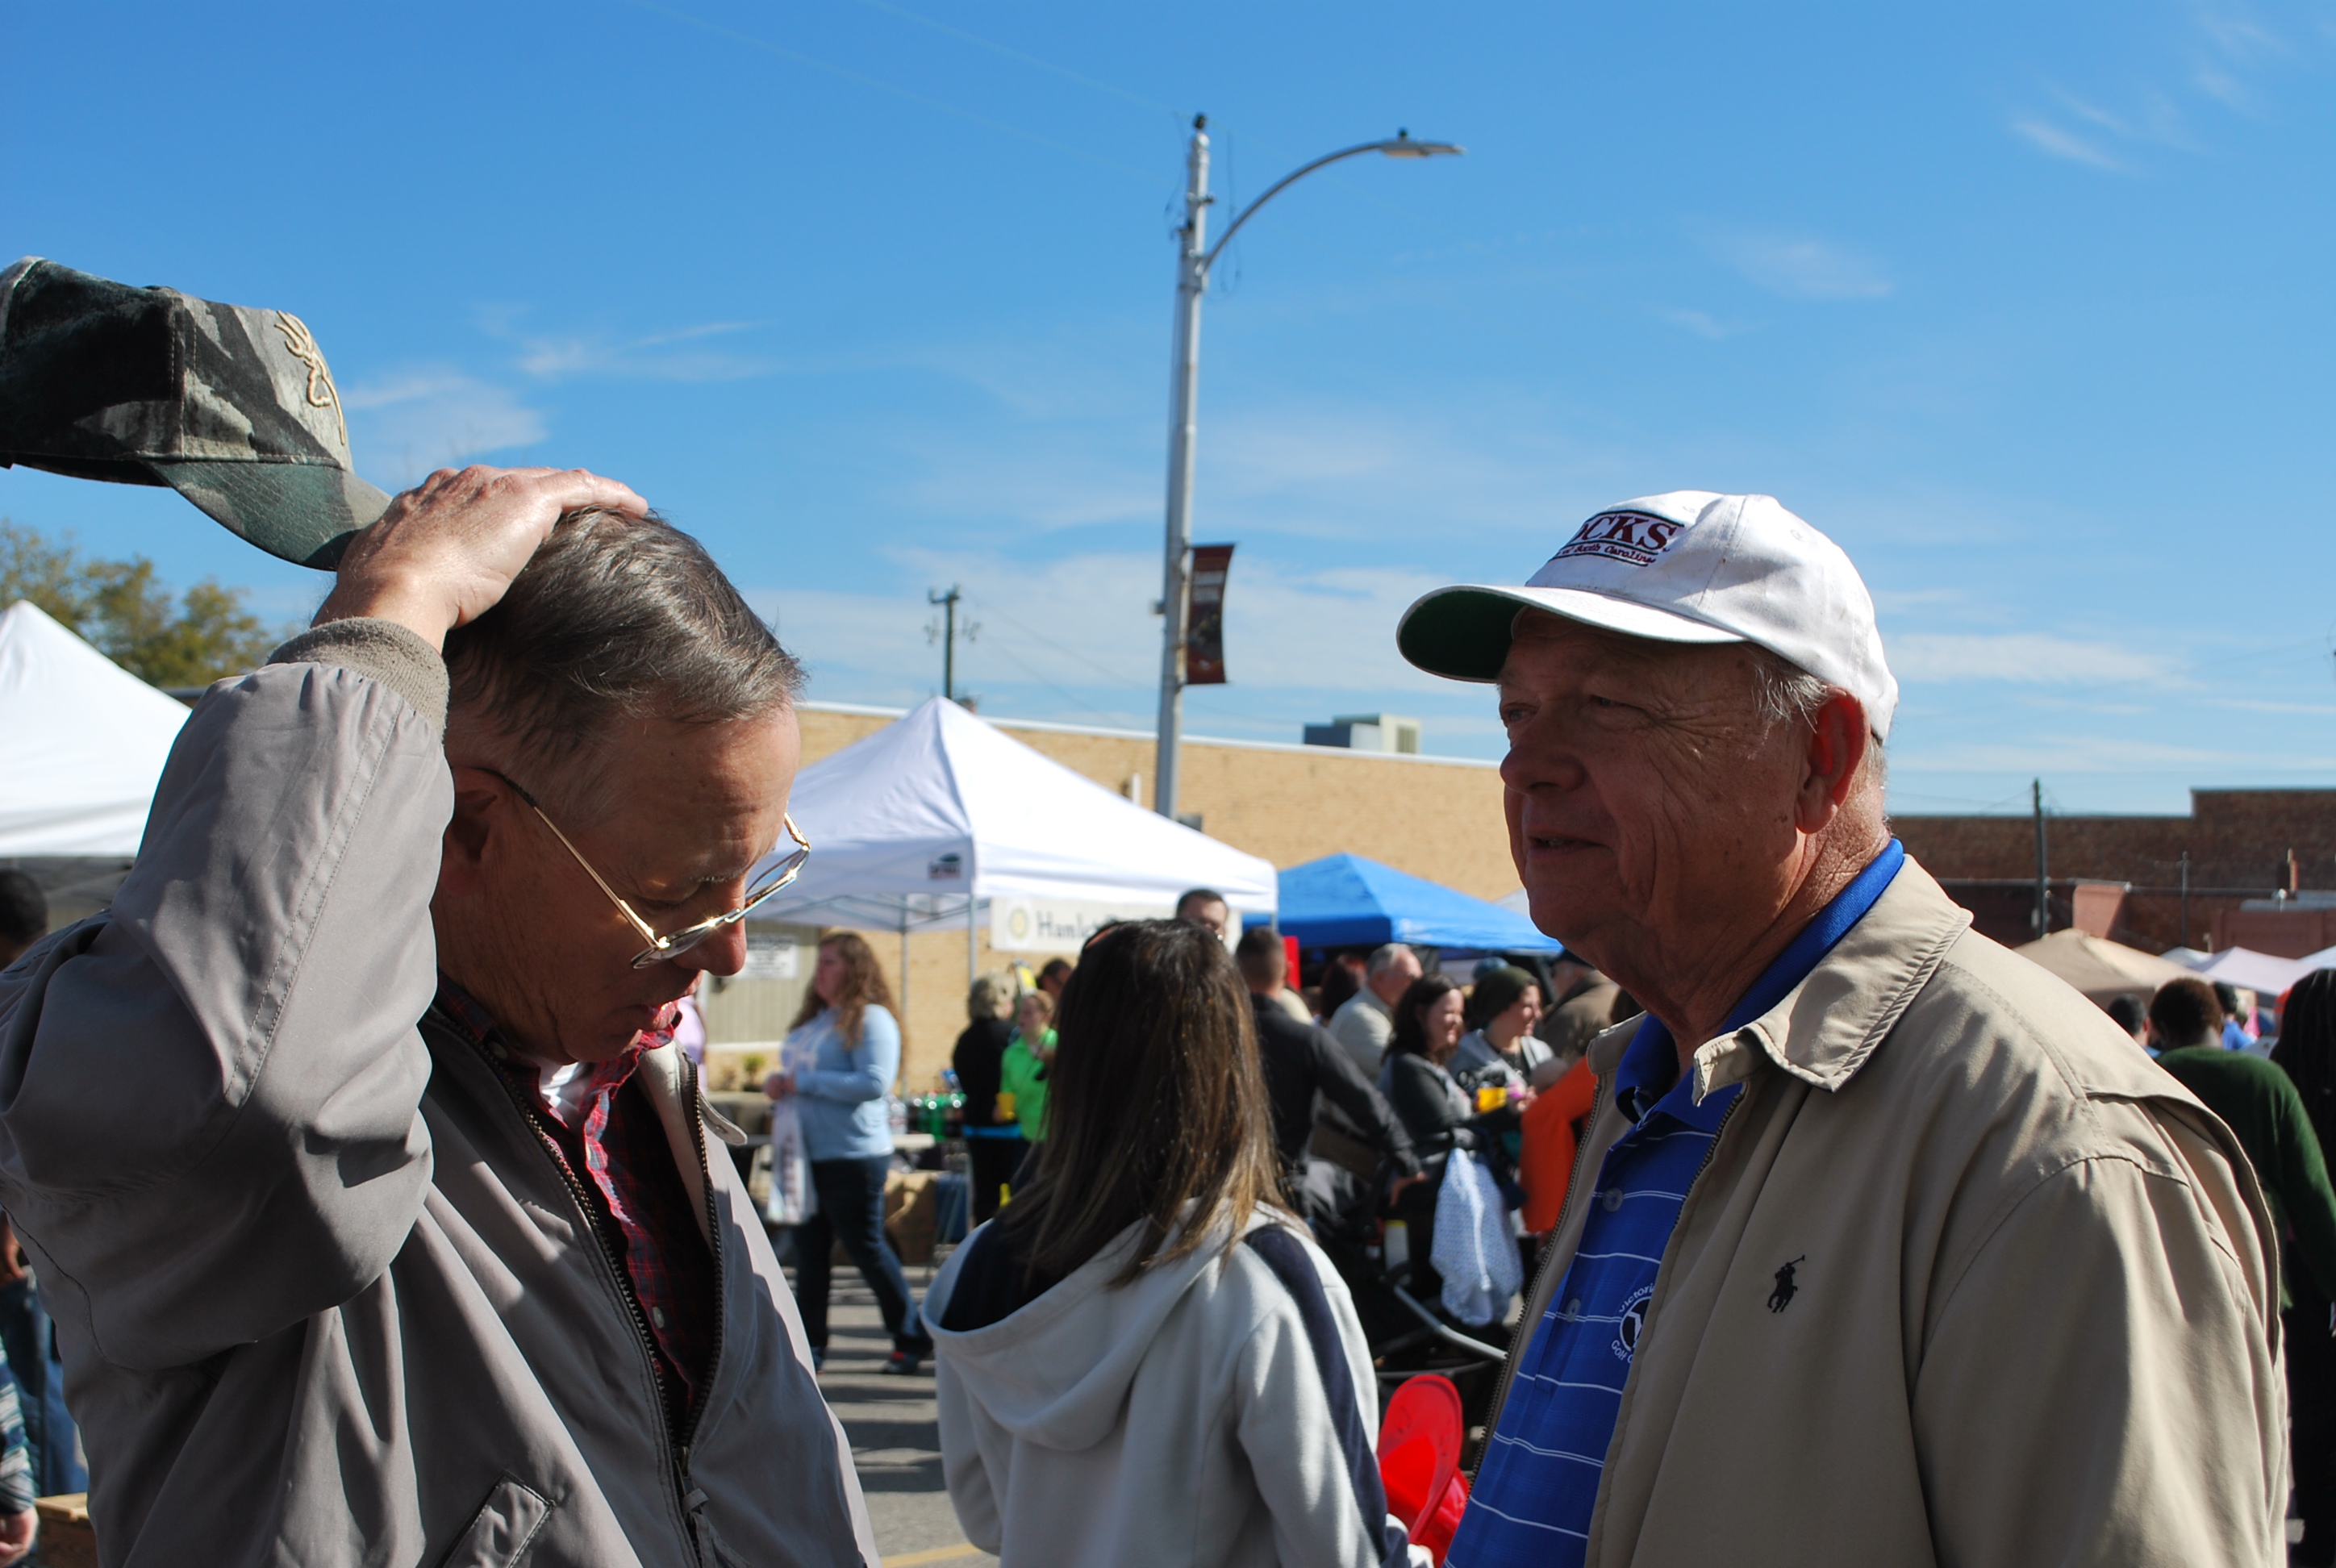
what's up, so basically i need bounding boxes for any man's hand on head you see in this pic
[314,465,648,649]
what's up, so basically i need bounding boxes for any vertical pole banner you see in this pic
[1185,544,1235,686]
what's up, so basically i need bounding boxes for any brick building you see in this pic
[1892,789,2336,955]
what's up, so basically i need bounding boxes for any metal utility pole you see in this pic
[928,586,971,703]
[2031,778,2049,938]
[1150,118,1462,820]
[1153,119,1209,822]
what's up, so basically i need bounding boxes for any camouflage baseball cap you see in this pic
[0,257,390,568]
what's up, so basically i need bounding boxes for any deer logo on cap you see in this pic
[1551,509,1685,569]
[270,311,347,450]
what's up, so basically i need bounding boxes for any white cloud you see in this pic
[465,303,787,384]
[1704,231,1893,301]
[865,392,1593,557]
[903,330,1158,422]
[1886,632,2175,685]
[1212,419,1408,491]
[342,368,548,487]
[2193,63,2254,108]
[891,447,1158,534]
[1889,732,2284,774]
[2011,119,2130,170]
[1658,308,1746,340]
[2194,5,2287,62]
[2010,10,2314,172]
[1869,586,1969,612]
[513,322,776,383]
[749,546,1460,709]
[2217,697,2336,716]
[1195,402,1583,545]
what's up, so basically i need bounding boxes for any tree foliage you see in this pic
[0,520,291,688]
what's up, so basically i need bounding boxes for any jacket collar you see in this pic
[1576,857,1971,1101]
[1694,856,1969,1099]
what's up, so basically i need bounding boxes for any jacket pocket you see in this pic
[438,1474,554,1568]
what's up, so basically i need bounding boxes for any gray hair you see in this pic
[1366,942,1414,978]
[967,970,1017,1024]
[1744,645,1888,791]
[444,507,803,817]
[1746,647,1834,732]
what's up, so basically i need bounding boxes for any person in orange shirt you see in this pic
[1517,1053,1600,1233]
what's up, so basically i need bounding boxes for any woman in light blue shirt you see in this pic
[768,932,932,1374]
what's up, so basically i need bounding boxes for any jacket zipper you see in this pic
[674,1053,728,1548]
[1680,1089,1743,1202]
[1477,1071,1610,1455]
[465,1021,702,1558]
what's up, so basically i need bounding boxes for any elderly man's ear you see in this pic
[1794,694,1873,832]
[437,770,507,898]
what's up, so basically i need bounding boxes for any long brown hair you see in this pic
[1003,920,1283,1287]
[789,930,895,1047]
[1388,973,1462,1060]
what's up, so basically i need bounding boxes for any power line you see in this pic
[975,639,1152,728]
[966,593,1153,690]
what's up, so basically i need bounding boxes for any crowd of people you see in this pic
[0,442,2322,1567]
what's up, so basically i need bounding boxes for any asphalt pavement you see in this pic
[810,1266,997,1568]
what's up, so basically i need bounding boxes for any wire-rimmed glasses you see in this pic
[490,771,811,969]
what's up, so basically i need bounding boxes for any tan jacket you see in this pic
[1486,859,2285,1567]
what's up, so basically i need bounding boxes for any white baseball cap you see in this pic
[1396,490,1899,740]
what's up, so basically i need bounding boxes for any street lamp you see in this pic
[1152,118,1463,821]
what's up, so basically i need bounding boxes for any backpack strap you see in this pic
[1243,1225,1412,1567]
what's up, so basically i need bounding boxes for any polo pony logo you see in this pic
[271,311,348,450]
[1551,510,1685,569]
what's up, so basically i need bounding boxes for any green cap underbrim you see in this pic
[1395,587,1539,682]
[153,459,392,570]
[1397,582,1745,682]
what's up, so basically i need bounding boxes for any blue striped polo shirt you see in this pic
[1450,840,1905,1567]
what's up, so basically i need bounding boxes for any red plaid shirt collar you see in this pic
[433,978,715,1436]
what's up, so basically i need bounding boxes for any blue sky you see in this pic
[5,0,2332,814]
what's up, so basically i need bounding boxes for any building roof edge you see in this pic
[795,700,1500,770]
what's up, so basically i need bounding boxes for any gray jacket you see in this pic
[0,623,876,1567]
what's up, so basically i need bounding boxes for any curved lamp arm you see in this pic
[1200,132,1463,274]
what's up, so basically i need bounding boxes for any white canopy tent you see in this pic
[2185,946,2320,998]
[0,600,190,856]
[749,697,1276,989]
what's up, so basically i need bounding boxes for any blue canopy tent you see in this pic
[1274,853,1563,953]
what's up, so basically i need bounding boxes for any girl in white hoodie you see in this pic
[924,920,1420,1568]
